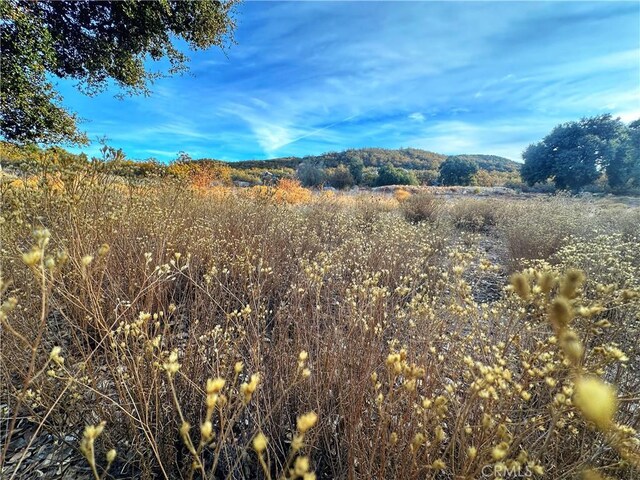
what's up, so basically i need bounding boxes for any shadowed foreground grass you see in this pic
[1,170,639,479]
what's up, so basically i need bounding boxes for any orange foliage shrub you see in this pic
[272,178,312,204]
[200,185,233,201]
[394,188,411,202]
[25,176,39,188]
[47,173,65,194]
[245,185,273,203]
[243,179,312,205]
[8,178,25,189]
[167,162,232,188]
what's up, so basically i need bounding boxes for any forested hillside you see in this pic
[1,142,521,188]
[229,148,520,173]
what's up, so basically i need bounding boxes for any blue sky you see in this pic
[58,1,640,162]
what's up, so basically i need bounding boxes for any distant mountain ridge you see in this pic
[226,148,520,173]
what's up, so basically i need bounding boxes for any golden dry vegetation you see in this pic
[1,161,639,479]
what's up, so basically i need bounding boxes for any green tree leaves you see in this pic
[0,2,86,144]
[375,163,418,186]
[327,164,355,189]
[297,158,327,187]
[608,120,640,190]
[438,156,478,186]
[521,114,638,192]
[347,156,364,184]
[1,0,238,144]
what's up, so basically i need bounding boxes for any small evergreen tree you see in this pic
[347,157,364,184]
[327,165,354,189]
[297,159,326,187]
[438,157,479,186]
[375,163,418,186]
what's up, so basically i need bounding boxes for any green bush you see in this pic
[327,165,355,189]
[297,159,326,187]
[375,163,418,186]
[438,156,479,186]
[415,169,439,186]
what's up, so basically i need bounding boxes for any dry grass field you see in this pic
[1,168,639,479]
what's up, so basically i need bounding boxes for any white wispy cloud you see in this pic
[617,109,640,123]
[406,118,558,161]
[58,1,639,161]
